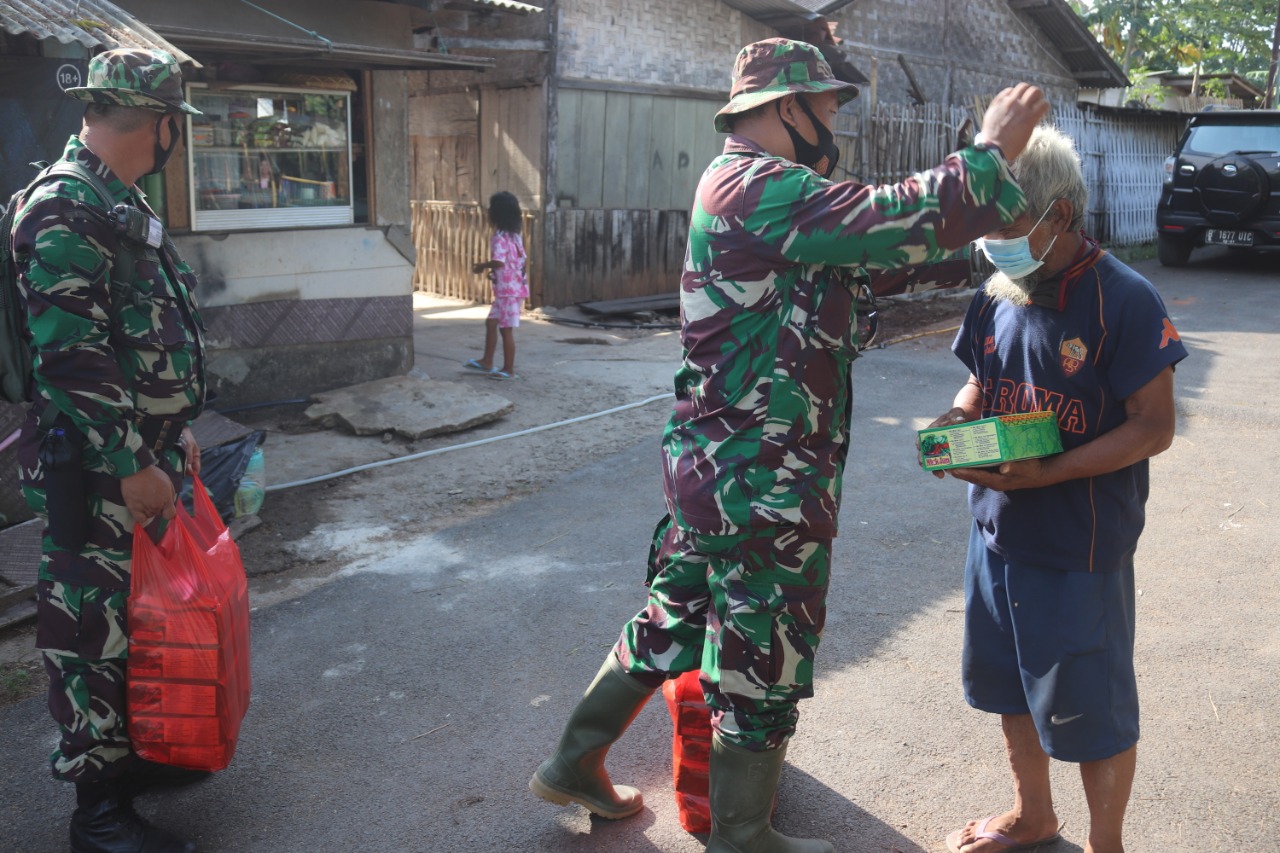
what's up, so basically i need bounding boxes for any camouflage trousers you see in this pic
[615,516,831,751]
[36,579,133,782]
[20,419,184,783]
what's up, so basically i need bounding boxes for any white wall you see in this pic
[174,227,412,310]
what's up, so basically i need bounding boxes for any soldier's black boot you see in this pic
[70,781,197,853]
[706,735,834,853]
[529,654,656,819]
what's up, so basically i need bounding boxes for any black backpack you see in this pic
[0,161,140,404]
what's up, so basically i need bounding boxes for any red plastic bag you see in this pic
[663,670,712,834]
[180,479,252,723]
[127,476,251,771]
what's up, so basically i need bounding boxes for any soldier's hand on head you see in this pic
[978,83,1051,161]
[122,465,177,527]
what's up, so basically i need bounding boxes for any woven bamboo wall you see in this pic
[410,202,542,306]
[1054,109,1183,247]
[836,103,1183,247]
[835,102,974,186]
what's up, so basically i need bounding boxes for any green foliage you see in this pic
[1123,67,1169,106]
[1074,0,1278,77]
[1199,77,1230,99]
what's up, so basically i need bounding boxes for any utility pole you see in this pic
[1266,0,1280,108]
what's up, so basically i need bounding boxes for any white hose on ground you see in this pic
[265,391,676,493]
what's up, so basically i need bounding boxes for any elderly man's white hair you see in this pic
[1010,125,1088,231]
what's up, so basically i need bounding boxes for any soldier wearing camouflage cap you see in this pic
[530,37,1050,851]
[11,47,206,853]
[65,48,202,114]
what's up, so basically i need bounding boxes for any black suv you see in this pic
[1156,110,1280,266]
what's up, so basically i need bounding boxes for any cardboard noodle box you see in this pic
[918,411,1062,471]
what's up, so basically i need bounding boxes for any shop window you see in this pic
[187,84,352,230]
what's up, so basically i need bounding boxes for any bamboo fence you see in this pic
[1053,108,1182,246]
[834,102,1181,247]
[411,201,541,305]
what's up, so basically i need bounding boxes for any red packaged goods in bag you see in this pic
[181,481,252,720]
[128,645,220,681]
[663,670,712,834]
[127,476,251,772]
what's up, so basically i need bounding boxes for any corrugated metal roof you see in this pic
[791,0,846,12]
[1007,0,1128,87]
[468,0,544,12]
[151,23,495,71]
[718,0,821,24]
[434,0,544,13]
[0,0,197,65]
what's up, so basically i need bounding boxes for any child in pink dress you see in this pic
[466,191,528,380]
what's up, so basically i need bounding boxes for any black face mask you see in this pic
[146,114,182,176]
[778,98,840,179]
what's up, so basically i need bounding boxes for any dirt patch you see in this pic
[0,658,43,706]
[873,292,971,346]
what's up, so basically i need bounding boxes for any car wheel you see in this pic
[1157,233,1192,267]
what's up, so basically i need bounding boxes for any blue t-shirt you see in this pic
[953,250,1188,572]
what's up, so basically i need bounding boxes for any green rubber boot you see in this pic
[706,734,835,853]
[529,654,656,819]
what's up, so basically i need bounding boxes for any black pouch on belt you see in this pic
[38,416,89,552]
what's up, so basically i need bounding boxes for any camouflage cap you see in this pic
[64,48,201,115]
[714,38,858,133]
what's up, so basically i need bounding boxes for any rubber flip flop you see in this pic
[489,370,520,381]
[945,816,1063,853]
[464,359,492,372]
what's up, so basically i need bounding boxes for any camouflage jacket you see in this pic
[12,137,206,478]
[662,136,1026,537]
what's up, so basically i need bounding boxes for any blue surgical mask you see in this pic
[976,203,1058,280]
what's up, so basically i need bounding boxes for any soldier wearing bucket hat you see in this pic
[712,38,858,177]
[10,47,207,853]
[65,48,203,114]
[529,37,1049,852]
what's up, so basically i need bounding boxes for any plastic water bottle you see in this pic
[234,446,265,517]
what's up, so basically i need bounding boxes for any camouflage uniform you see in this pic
[12,50,205,784]
[615,42,1028,750]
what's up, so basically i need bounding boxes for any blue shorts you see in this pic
[962,522,1139,762]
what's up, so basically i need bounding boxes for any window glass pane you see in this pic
[188,87,352,227]
[1185,124,1280,156]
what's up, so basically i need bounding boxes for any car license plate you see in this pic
[1205,229,1254,246]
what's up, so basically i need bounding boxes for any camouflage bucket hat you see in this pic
[64,48,201,115]
[714,38,858,133]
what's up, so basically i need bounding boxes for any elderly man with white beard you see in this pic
[929,125,1188,853]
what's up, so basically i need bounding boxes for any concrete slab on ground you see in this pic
[304,375,514,440]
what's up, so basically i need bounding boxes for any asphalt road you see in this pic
[2,248,1276,852]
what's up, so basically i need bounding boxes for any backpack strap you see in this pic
[34,161,143,322]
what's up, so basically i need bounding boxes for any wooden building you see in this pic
[2,0,510,409]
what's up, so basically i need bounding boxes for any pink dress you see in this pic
[491,230,528,300]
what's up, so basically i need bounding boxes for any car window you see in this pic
[1185,124,1280,156]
